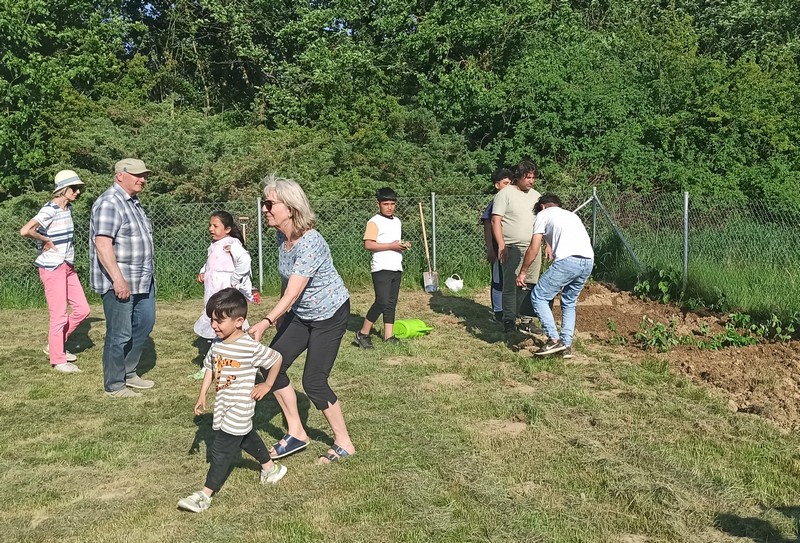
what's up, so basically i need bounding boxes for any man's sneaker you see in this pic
[492,311,503,323]
[52,362,81,373]
[126,375,155,389]
[104,388,142,398]
[503,321,516,334]
[384,336,400,344]
[534,339,568,356]
[353,331,374,349]
[562,346,573,359]
[43,346,77,362]
[260,463,288,485]
[178,491,212,512]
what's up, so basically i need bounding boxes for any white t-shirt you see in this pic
[363,214,403,272]
[533,207,594,261]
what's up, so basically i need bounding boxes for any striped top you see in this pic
[32,202,76,270]
[203,334,281,435]
[89,183,155,294]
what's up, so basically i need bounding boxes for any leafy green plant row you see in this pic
[608,312,797,354]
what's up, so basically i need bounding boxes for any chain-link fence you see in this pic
[2,191,799,317]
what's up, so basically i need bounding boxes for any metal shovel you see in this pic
[419,202,439,292]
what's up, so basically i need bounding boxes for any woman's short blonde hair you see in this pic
[263,174,316,235]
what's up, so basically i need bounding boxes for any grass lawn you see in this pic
[1,289,799,543]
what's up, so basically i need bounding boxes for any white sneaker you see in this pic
[43,345,77,362]
[52,362,81,373]
[126,375,155,389]
[177,491,212,512]
[260,463,287,485]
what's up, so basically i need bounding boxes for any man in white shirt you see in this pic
[516,194,594,358]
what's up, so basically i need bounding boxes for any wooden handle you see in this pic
[419,202,433,274]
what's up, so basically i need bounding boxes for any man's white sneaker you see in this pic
[177,491,212,512]
[126,375,155,389]
[43,346,77,362]
[52,362,81,373]
[260,463,287,485]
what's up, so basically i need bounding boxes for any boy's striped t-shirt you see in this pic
[203,334,281,435]
[33,202,76,270]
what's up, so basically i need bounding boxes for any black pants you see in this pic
[365,270,402,324]
[205,428,270,492]
[269,299,349,410]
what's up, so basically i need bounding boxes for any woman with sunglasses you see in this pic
[249,175,355,463]
[20,170,91,373]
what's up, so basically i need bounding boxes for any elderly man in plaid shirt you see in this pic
[90,158,157,398]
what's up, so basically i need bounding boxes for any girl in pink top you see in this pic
[194,212,253,340]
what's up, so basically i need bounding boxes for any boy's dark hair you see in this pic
[376,187,398,201]
[491,168,513,184]
[211,211,245,247]
[206,287,248,320]
[513,160,539,182]
[534,194,563,214]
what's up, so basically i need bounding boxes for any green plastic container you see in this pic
[393,319,433,339]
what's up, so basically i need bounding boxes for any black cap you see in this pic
[376,187,398,201]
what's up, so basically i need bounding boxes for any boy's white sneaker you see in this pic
[260,463,287,485]
[52,362,81,373]
[178,491,212,512]
[43,346,77,362]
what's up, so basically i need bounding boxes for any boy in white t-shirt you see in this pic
[354,187,411,348]
[516,194,594,359]
[178,288,286,513]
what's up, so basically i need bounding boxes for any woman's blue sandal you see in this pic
[269,434,310,459]
[319,444,351,463]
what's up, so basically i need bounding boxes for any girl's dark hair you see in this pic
[211,211,245,246]
[206,288,248,320]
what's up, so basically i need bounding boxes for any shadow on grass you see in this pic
[138,337,157,376]
[67,316,103,353]
[715,509,800,542]
[191,336,212,367]
[427,290,523,346]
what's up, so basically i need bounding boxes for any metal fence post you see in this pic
[431,192,437,272]
[592,186,597,248]
[682,191,689,297]
[257,198,263,291]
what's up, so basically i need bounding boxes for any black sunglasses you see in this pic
[263,199,282,211]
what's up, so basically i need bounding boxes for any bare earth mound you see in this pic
[527,282,800,430]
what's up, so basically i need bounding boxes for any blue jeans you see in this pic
[532,257,593,347]
[101,280,156,392]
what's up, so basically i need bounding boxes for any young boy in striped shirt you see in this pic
[178,288,286,513]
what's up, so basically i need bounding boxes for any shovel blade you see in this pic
[423,271,439,293]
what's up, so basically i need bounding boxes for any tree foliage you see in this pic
[1,0,798,206]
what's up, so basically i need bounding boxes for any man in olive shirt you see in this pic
[491,160,542,333]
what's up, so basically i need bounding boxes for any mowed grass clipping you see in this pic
[1,289,800,543]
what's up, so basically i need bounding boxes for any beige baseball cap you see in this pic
[114,158,152,175]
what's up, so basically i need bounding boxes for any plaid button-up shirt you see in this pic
[89,183,155,295]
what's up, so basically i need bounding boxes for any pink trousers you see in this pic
[39,263,90,365]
